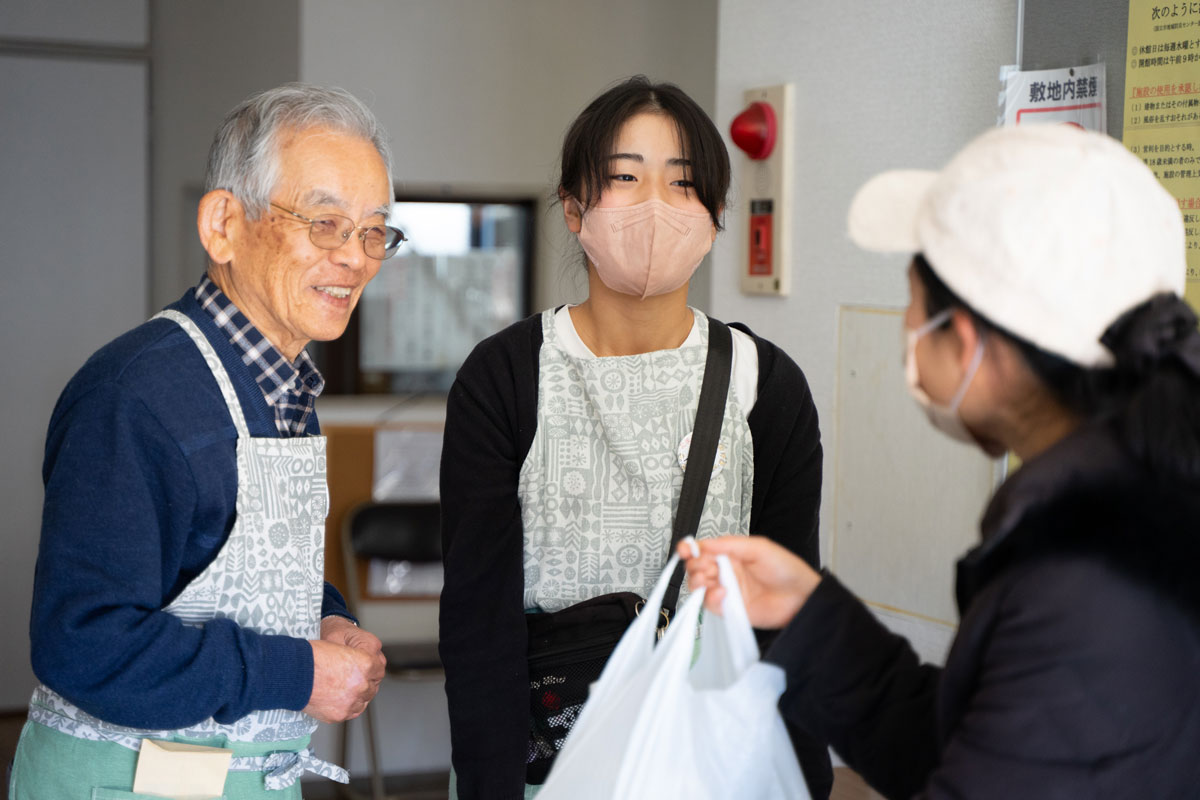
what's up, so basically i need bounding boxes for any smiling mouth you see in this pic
[315,285,353,299]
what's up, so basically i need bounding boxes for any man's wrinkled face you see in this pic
[225,126,391,360]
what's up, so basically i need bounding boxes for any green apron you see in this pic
[9,721,312,799]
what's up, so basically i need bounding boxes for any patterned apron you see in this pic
[14,309,346,798]
[519,307,754,612]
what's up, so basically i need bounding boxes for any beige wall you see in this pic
[124,0,721,777]
[1,0,149,711]
[151,0,722,314]
[295,0,721,775]
[151,0,301,308]
[298,0,719,314]
[710,0,1020,661]
[5,0,1029,781]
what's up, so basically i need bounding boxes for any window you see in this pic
[319,195,534,393]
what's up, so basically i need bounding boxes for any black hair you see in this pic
[557,75,730,231]
[912,253,1200,482]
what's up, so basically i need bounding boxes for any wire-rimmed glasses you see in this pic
[271,203,407,260]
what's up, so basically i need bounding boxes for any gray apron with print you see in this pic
[25,309,347,791]
[519,308,754,612]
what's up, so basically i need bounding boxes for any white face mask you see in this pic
[905,309,986,445]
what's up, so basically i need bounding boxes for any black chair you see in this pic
[338,501,445,800]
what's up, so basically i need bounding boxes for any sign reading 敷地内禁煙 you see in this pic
[1000,63,1107,131]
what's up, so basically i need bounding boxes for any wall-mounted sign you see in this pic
[1123,0,1200,301]
[999,63,1107,131]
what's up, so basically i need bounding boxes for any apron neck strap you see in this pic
[153,310,251,438]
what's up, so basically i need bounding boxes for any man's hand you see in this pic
[303,617,387,723]
[320,614,384,654]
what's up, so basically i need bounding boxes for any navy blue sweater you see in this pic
[30,288,349,729]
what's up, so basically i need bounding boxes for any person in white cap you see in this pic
[681,123,1200,798]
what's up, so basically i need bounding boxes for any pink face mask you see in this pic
[577,199,715,298]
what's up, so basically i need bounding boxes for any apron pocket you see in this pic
[92,790,226,800]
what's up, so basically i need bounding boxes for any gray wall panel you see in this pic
[1021,0,1129,138]
[0,54,148,709]
[0,0,147,46]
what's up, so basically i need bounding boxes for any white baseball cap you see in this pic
[847,124,1186,367]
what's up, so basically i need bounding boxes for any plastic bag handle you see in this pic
[714,553,760,663]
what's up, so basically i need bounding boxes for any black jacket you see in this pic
[768,423,1200,799]
[439,313,829,799]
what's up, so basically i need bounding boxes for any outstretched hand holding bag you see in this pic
[537,540,810,800]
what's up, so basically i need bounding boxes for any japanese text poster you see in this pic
[1123,0,1200,307]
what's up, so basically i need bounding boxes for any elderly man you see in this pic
[10,84,404,799]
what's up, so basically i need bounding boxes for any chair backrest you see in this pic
[348,501,442,563]
[340,501,442,616]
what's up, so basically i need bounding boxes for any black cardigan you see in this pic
[767,423,1200,799]
[439,313,827,799]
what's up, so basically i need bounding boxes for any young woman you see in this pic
[683,124,1200,798]
[439,76,830,799]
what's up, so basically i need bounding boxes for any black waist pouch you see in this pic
[524,591,642,784]
[521,321,732,786]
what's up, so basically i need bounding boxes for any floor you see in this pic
[831,766,887,800]
[305,767,882,799]
[306,772,449,799]
[0,710,883,800]
[305,768,880,799]
[1,712,24,800]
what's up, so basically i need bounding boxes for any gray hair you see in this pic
[204,83,394,219]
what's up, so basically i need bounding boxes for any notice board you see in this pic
[1022,1,1200,308]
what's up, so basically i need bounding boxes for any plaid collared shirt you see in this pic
[195,275,324,437]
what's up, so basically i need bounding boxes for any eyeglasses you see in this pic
[271,203,407,260]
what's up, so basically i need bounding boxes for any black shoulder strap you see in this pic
[659,318,732,622]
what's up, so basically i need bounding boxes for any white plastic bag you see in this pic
[537,547,810,800]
